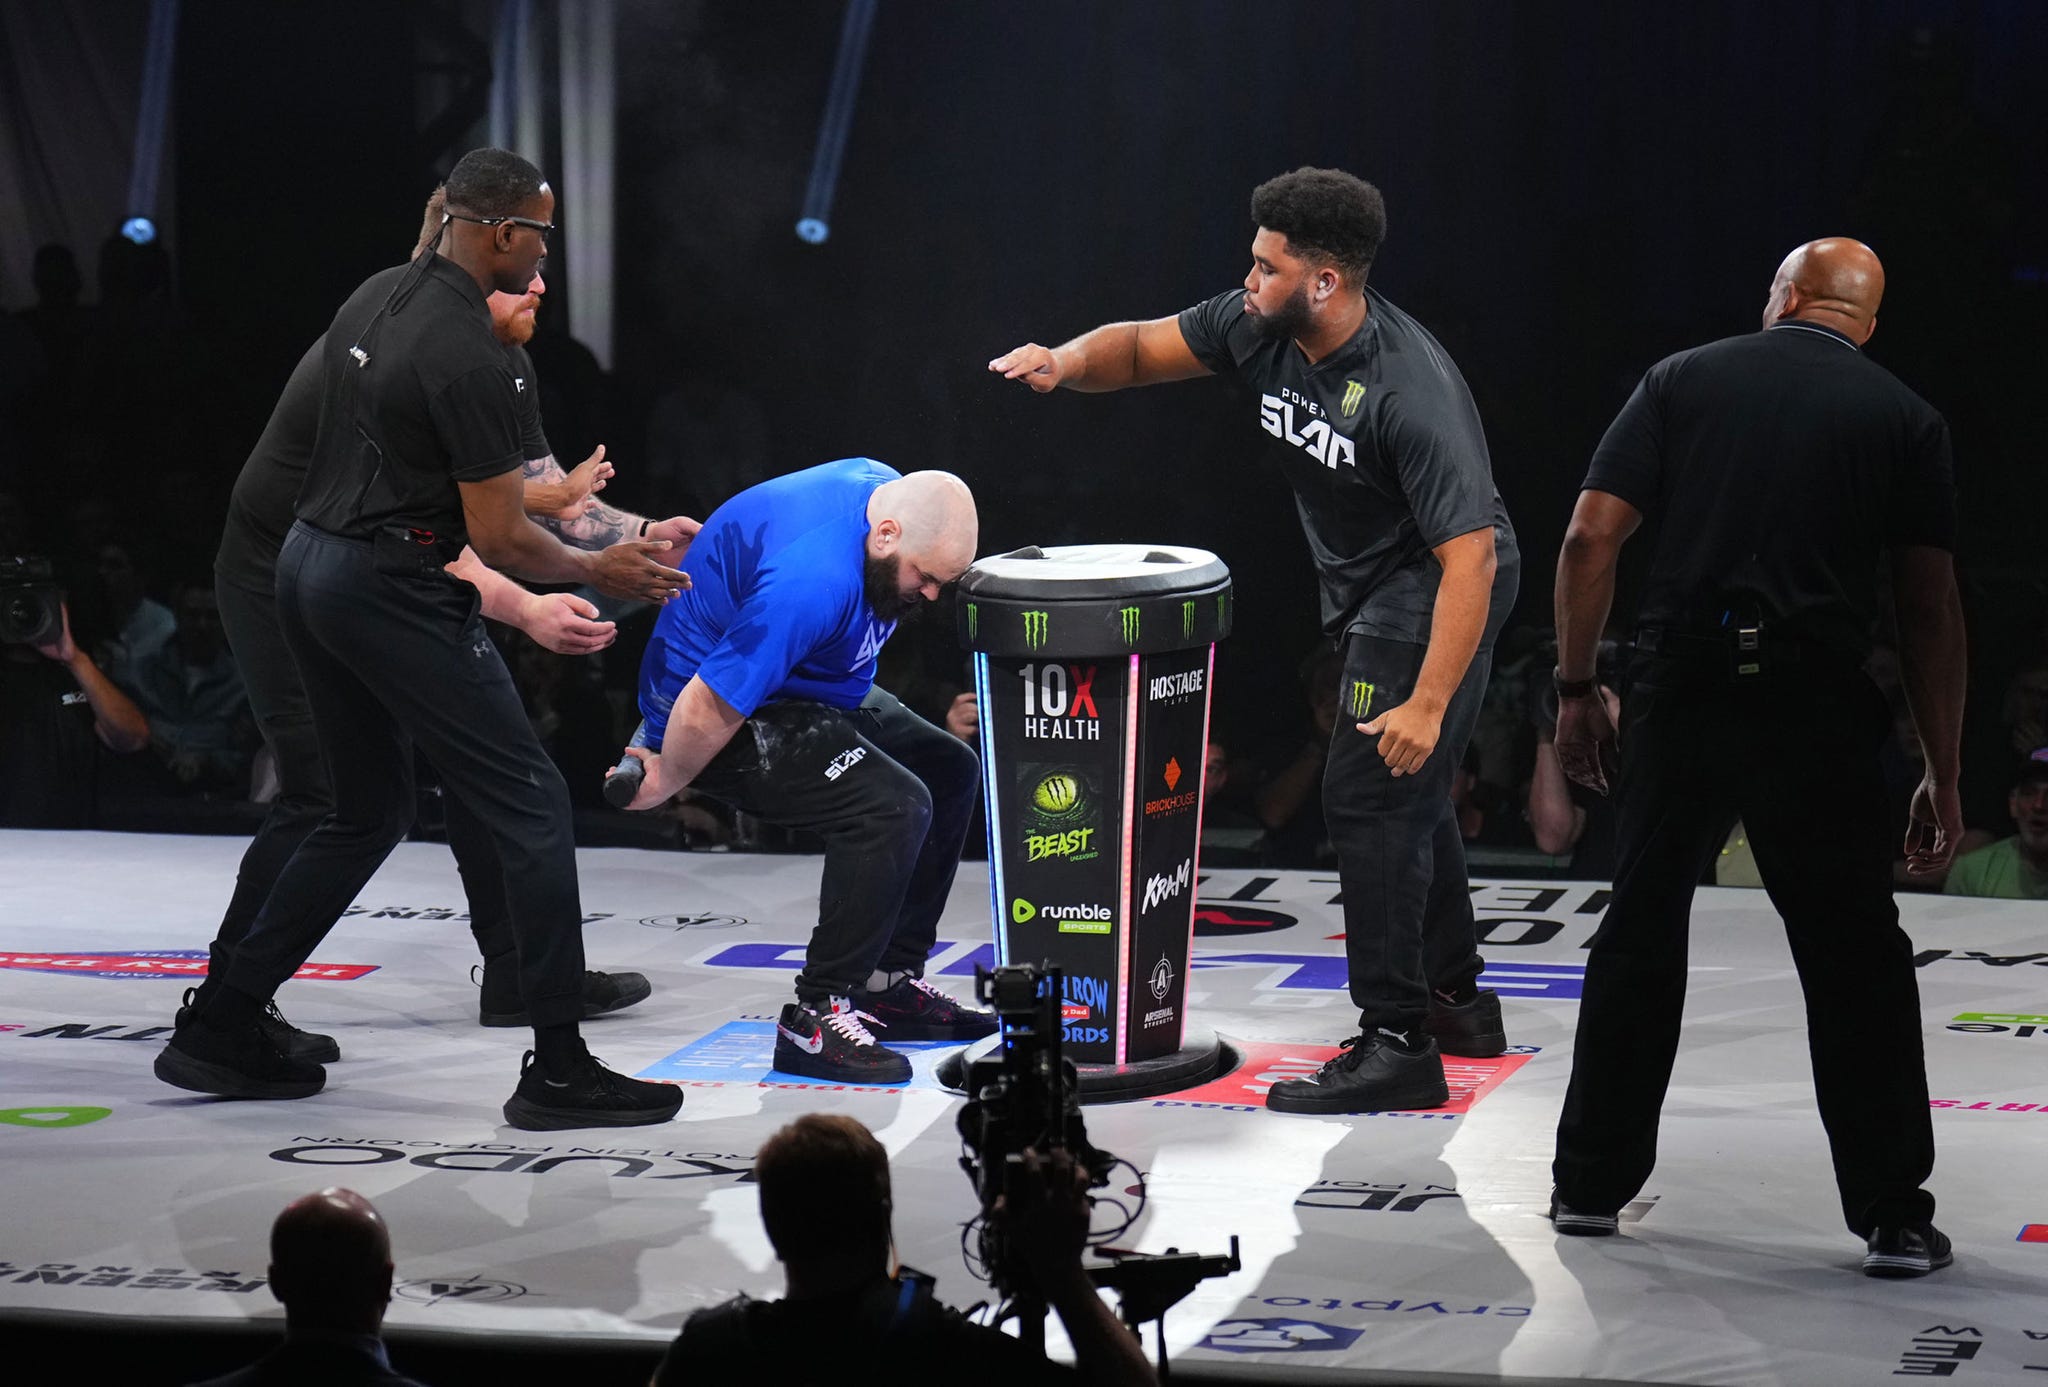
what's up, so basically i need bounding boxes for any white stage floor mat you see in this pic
[2,830,2045,1384]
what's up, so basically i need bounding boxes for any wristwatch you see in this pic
[1552,669,1597,700]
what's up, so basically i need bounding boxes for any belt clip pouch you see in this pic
[373,526,449,578]
[1731,624,1768,681]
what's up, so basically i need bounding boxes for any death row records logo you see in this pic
[0,950,377,981]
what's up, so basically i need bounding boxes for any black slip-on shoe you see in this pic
[502,1049,683,1130]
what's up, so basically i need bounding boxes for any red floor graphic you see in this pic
[1165,1039,1534,1113]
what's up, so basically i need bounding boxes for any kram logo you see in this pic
[1142,859,1192,913]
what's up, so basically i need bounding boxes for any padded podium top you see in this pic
[959,543,1229,601]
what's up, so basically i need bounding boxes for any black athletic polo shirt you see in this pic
[1583,320,1956,662]
[1180,286,1520,645]
[294,254,528,543]
[215,327,548,591]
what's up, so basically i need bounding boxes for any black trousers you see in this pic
[213,573,512,978]
[216,523,585,1027]
[1325,633,1492,1034]
[682,687,980,1002]
[1552,655,1936,1236]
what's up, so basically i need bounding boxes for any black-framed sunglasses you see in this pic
[442,209,553,243]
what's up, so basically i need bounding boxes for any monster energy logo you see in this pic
[1340,380,1366,418]
[966,603,978,639]
[1022,610,1049,650]
[1349,679,1375,720]
[1181,599,1196,638]
[1218,592,1229,626]
[1121,606,1141,645]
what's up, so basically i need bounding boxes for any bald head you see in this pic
[1763,238,1885,345]
[864,471,978,619]
[268,1187,394,1332]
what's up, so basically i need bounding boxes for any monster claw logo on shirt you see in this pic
[1340,379,1366,418]
[1349,680,1375,721]
[1021,610,1049,650]
[1121,606,1141,645]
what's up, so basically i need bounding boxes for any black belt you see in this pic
[1634,626,1854,673]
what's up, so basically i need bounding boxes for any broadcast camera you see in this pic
[0,556,63,647]
[956,962,1240,1377]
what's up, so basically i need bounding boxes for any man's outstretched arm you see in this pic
[989,316,1209,394]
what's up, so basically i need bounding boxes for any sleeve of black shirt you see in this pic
[430,362,528,483]
[1581,365,1665,515]
[1378,387,1498,549]
[1175,289,1248,376]
[512,353,550,461]
[1887,413,1958,552]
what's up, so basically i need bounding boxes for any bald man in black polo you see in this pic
[1547,239,1965,1277]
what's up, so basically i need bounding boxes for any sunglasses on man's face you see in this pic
[442,210,553,245]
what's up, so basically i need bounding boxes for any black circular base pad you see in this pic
[935,1028,1238,1105]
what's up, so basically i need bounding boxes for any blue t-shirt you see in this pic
[637,458,899,743]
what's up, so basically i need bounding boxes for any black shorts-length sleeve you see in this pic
[1581,366,1665,515]
[1886,414,1957,552]
[430,362,527,483]
[1379,388,1498,551]
[1176,289,1249,376]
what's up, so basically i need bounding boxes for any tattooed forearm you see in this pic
[542,499,641,548]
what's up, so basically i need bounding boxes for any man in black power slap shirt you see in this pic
[992,168,1519,1113]
[158,149,688,1129]
[197,187,695,1067]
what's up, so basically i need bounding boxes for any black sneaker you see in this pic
[849,975,998,1041]
[474,965,654,1027]
[176,987,339,1065]
[1863,1223,1953,1278]
[773,1000,912,1084]
[501,1049,683,1130]
[1265,1031,1450,1114]
[1427,987,1506,1058]
[154,1014,326,1100]
[1548,1189,1619,1237]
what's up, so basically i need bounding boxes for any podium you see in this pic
[944,544,1234,1101]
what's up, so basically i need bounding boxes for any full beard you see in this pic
[863,552,920,623]
[1246,281,1313,342]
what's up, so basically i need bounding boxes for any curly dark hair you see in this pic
[444,147,545,219]
[1250,167,1387,282]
